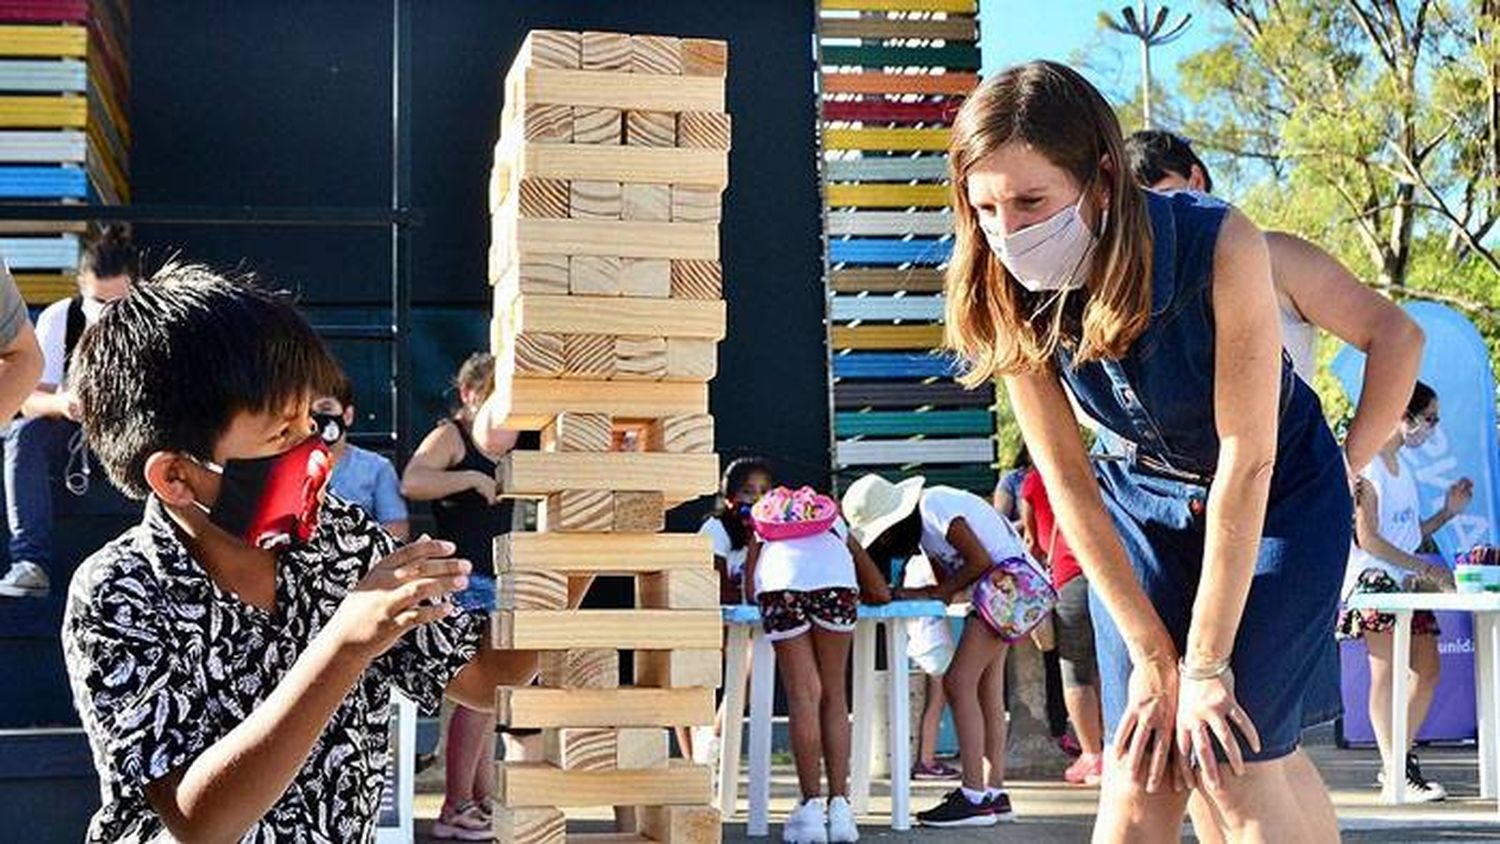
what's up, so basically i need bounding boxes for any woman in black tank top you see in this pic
[400,352,534,837]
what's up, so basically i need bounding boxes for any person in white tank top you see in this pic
[1334,380,1472,803]
[1126,130,1425,475]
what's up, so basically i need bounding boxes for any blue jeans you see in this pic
[2,416,79,572]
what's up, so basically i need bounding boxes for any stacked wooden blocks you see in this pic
[817,0,998,495]
[488,29,729,844]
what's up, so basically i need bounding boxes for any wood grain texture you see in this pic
[492,806,566,844]
[634,650,722,689]
[541,412,613,452]
[625,110,676,147]
[669,260,721,300]
[536,648,619,689]
[517,255,571,295]
[498,760,712,808]
[581,31,631,71]
[572,106,622,145]
[521,103,571,142]
[497,687,714,729]
[545,728,616,771]
[637,570,718,610]
[675,111,730,150]
[517,177,569,218]
[670,184,721,224]
[495,532,712,575]
[569,255,622,296]
[664,338,717,382]
[619,258,671,298]
[647,414,714,454]
[521,30,581,69]
[613,491,666,532]
[621,183,671,222]
[563,333,616,379]
[489,379,709,431]
[614,336,667,381]
[495,609,721,649]
[569,179,622,219]
[501,452,719,501]
[520,67,725,112]
[514,332,565,377]
[680,38,727,77]
[640,805,723,843]
[629,35,682,75]
[519,294,726,340]
[542,489,614,532]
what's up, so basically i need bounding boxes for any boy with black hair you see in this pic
[312,368,410,540]
[62,264,534,842]
[1,226,137,598]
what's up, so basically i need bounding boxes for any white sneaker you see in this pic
[782,797,829,843]
[0,562,49,598]
[827,795,859,843]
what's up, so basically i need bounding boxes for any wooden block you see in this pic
[498,687,714,729]
[504,217,720,261]
[665,338,717,382]
[573,106,622,145]
[615,336,667,381]
[634,650,723,689]
[670,260,722,300]
[536,648,619,689]
[499,760,711,808]
[613,491,665,532]
[625,110,676,147]
[670,185,722,224]
[496,609,721,649]
[515,333,565,377]
[638,570,719,610]
[563,334,616,379]
[520,30,581,69]
[641,806,722,843]
[541,412,612,452]
[569,256,622,296]
[542,490,614,532]
[616,728,670,770]
[498,570,569,610]
[521,103,572,143]
[519,67,726,113]
[518,256,571,295]
[493,806,566,844]
[630,35,682,74]
[680,39,727,77]
[569,179,622,220]
[516,294,726,340]
[511,143,728,189]
[582,31,632,71]
[620,259,671,298]
[647,414,714,454]
[545,728,616,771]
[484,378,709,431]
[499,451,720,503]
[676,112,731,150]
[518,177,569,218]
[497,531,711,576]
[621,184,671,222]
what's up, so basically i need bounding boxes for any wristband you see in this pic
[1178,657,1232,682]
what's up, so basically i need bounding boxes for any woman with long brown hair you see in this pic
[945,61,1353,842]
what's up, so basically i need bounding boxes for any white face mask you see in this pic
[983,193,1105,292]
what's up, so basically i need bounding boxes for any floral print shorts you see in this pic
[1336,568,1441,640]
[757,587,858,641]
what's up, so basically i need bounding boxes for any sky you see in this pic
[979,0,1221,118]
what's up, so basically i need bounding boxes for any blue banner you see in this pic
[1332,301,1499,743]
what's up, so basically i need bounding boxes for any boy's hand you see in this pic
[327,537,471,661]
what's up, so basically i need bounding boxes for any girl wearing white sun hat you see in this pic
[843,474,1052,828]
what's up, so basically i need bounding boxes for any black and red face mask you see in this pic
[194,436,333,550]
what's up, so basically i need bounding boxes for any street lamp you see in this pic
[1100,2,1193,128]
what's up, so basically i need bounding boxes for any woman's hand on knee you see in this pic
[1115,653,1180,794]
[1175,668,1261,794]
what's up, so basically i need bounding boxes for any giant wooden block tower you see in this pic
[487,28,729,844]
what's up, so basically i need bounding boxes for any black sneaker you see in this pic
[915,789,997,828]
[1404,754,1447,802]
[984,790,1015,822]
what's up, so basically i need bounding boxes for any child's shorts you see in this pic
[906,616,956,675]
[1336,568,1442,640]
[758,587,858,641]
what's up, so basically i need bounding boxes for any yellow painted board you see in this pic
[499,760,712,807]
[825,183,950,208]
[14,272,75,304]
[498,451,719,504]
[0,95,85,128]
[520,67,725,113]
[511,293,726,341]
[0,25,87,58]
[830,324,946,350]
[823,127,950,152]
[495,608,722,649]
[496,531,712,575]
[486,377,709,430]
[821,0,975,10]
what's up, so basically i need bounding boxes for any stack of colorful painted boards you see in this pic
[486,28,729,844]
[0,0,128,305]
[818,0,997,495]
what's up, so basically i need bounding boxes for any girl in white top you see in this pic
[1337,381,1472,802]
[843,475,1033,828]
[742,489,890,844]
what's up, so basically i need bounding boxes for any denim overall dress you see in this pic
[1055,190,1352,761]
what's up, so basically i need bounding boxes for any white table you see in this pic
[1345,591,1500,811]
[375,689,417,843]
[719,600,950,836]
